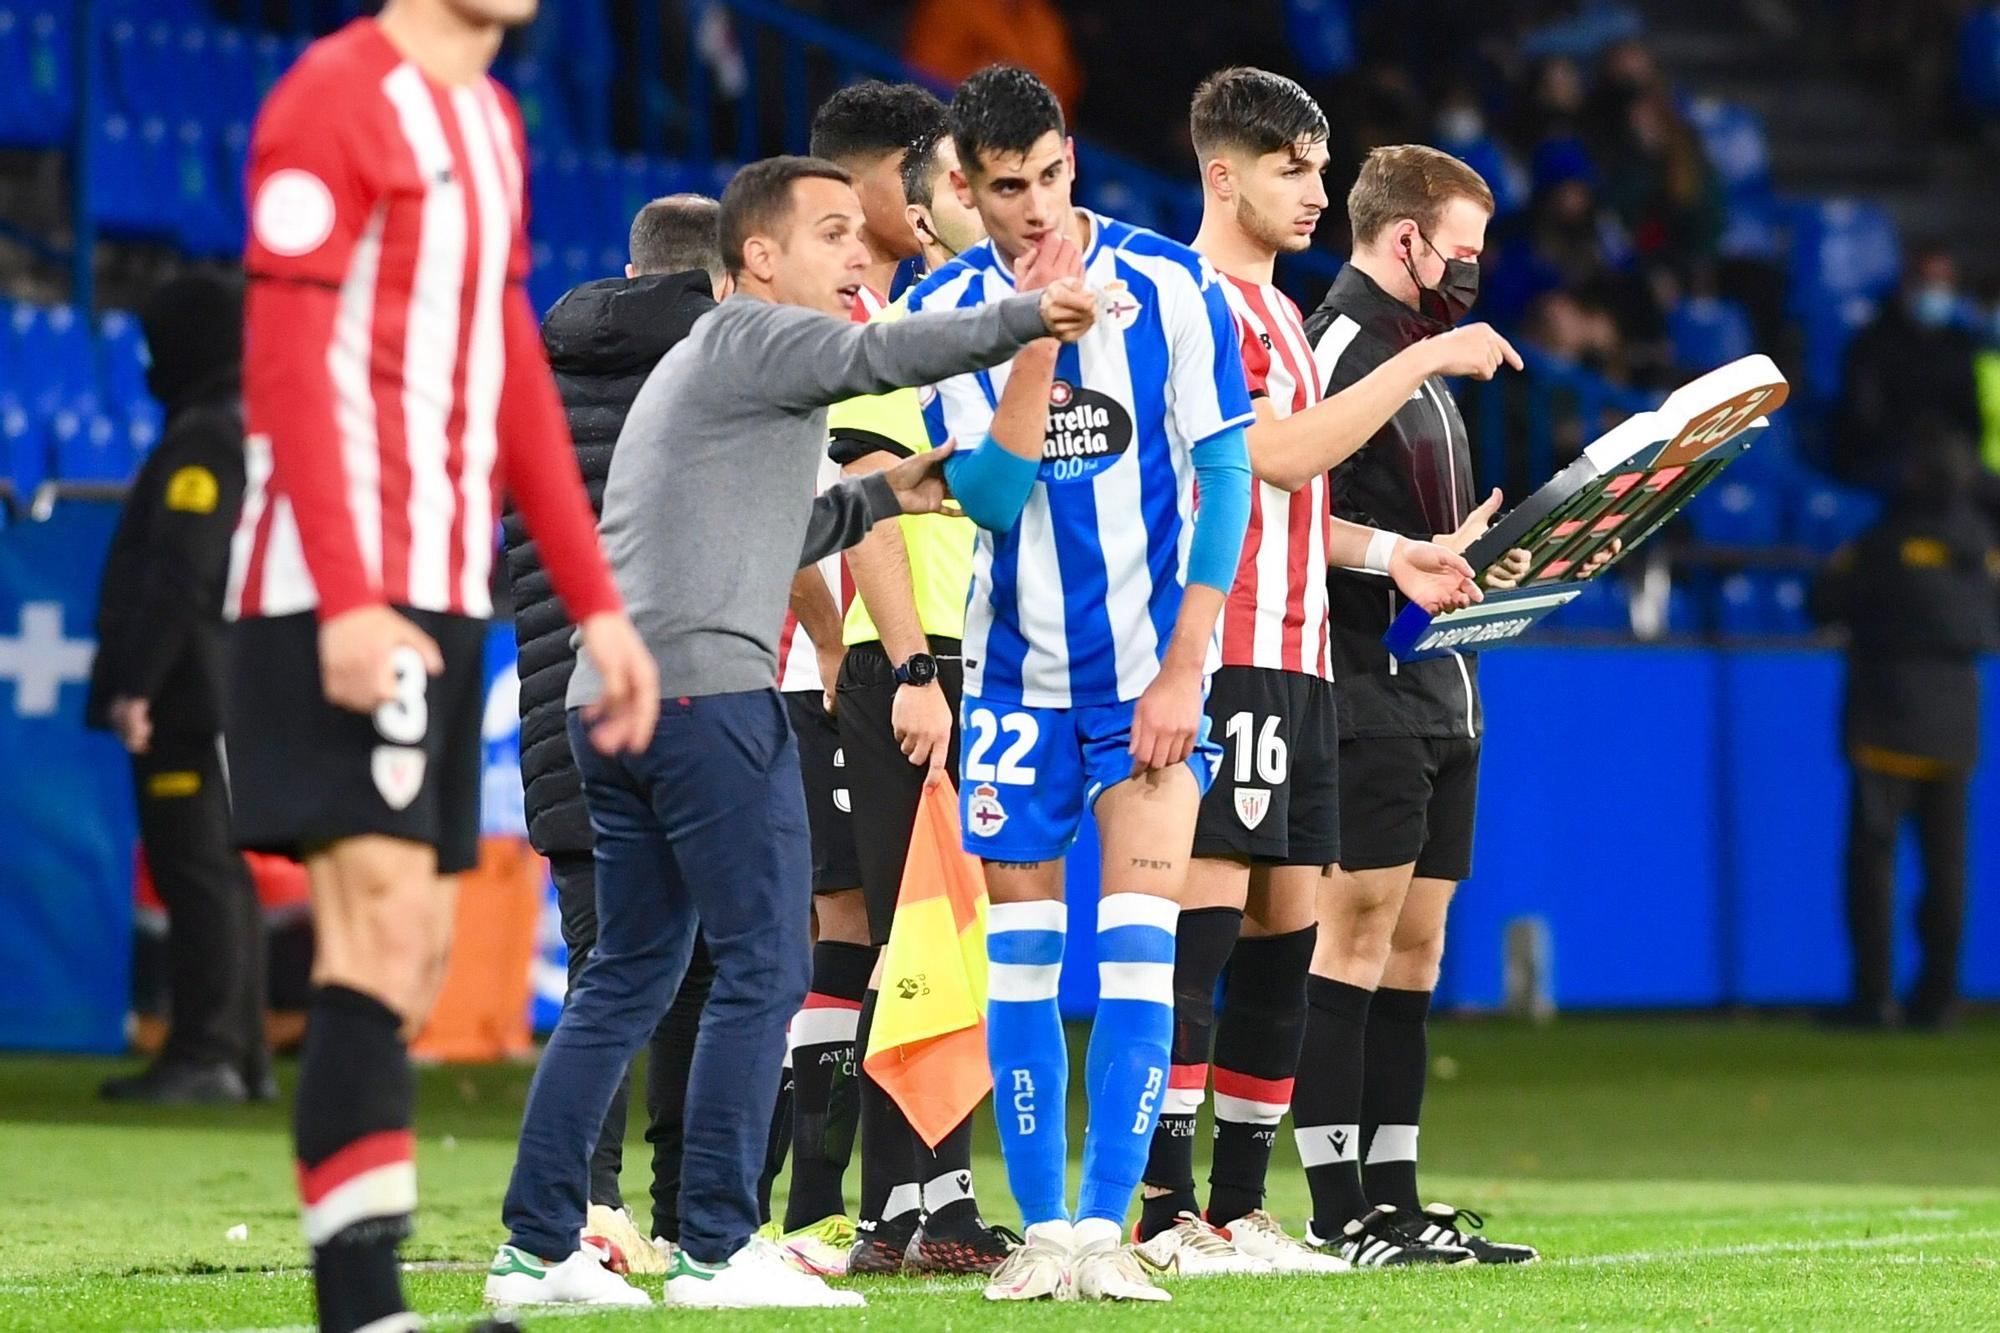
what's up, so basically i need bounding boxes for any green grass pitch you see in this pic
[3,1017,1998,1330]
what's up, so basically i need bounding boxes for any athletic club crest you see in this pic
[371,745,426,811]
[1234,787,1271,830]
[967,782,1008,837]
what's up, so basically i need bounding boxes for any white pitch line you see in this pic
[1556,1227,2000,1267]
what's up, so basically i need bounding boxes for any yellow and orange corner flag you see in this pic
[862,781,992,1148]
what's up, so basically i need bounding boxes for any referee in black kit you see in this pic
[1290,145,1538,1264]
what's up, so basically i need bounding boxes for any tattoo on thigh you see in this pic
[1128,857,1175,871]
[989,860,1047,871]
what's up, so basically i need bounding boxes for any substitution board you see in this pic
[1384,353,1790,662]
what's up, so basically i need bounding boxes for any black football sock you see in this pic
[918,1112,982,1234]
[294,985,414,1333]
[1362,986,1431,1215]
[783,941,874,1229]
[855,990,920,1239]
[1293,974,1373,1236]
[1139,905,1240,1241]
[1207,926,1314,1227]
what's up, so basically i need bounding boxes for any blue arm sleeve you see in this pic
[1186,425,1252,592]
[942,434,1041,532]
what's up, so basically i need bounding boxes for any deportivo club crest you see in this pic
[967,782,1008,837]
[1102,279,1141,330]
[1234,787,1271,830]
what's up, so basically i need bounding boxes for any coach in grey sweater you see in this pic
[502,156,1094,1302]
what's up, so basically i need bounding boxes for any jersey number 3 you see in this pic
[964,708,1038,784]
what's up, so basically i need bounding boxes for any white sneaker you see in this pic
[1131,1211,1273,1276]
[982,1221,1074,1301]
[1074,1240,1172,1302]
[1224,1209,1353,1274]
[652,1235,679,1267]
[587,1203,666,1275]
[663,1236,865,1308]
[483,1242,652,1306]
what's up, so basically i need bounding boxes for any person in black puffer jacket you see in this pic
[502,195,726,1254]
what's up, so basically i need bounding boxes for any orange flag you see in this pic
[862,781,992,1148]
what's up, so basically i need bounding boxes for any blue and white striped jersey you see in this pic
[906,211,1253,707]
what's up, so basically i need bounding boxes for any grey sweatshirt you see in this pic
[569,289,1049,706]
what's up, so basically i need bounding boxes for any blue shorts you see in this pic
[957,695,1224,862]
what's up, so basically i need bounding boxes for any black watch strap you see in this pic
[894,652,939,687]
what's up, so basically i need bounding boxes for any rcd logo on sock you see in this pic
[1011,1069,1037,1135]
[1132,1066,1164,1134]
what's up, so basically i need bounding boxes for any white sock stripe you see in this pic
[923,1169,975,1212]
[1293,1122,1360,1167]
[787,1007,859,1051]
[1097,959,1174,1004]
[988,960,1063,1001]
[1212,1091,1288,1126]
[1096,892,1179,933]
[883,1182,922,1220]
[1162,1086,1206,1115]
[989,899,1068,934]
[1365,1123,1419,1164]
[301,1162,417,1247]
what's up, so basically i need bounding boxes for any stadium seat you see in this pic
[0,2,75,148]
[1685,97,1770,198]
[1715,572,1768,636]
[1786,197,1900,313]
[96,310,150,413]
[1551,571,1629,632]
[125,402,162,457]
[1668,296,1755,373]
[1684,476,1784,547]
[0,395,45,494]
[1795,287,1880,405]
[1766,573,1812,636]
[1791,483,1882,555]
[1961,3,2000,113]
[49,409,133,483]
[13,303,99,419]
[171,120,242,257]
[89,114,178,241]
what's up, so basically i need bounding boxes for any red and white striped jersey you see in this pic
[1217,274,1332,679]
[774,284,887,692]
[228,19,615,627]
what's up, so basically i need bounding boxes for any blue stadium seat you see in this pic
[1961,4,2000,113]
[1796,288,1881,404]
[214,120,251,243]
[13,303,99,418]
[126,402,162,457]
[1684,97,1769,197]
[207,24,260,127]
[96,310,150,414]
[1715,572,1769,636]
[1,396,45,495]
[1552,572,1628,632]
[89,114,178,241]
[1666,578,1708,636]
[1685,476,1784,547]
[171,120,242,257]
[49,409,133,483]
[0,3,76,148]
[1791,483,1882,555]
[1667,296,1755,373]
[1786,197,1900,313]
[1766,573,1812,636]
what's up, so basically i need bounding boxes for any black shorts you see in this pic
[1337,735,1481,881]
[1192,666,1341,867]
[225,609,487,875]
[835,640,965,946]
[784,689,862,894]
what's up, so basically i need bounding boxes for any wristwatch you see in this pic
[893,652,940,687]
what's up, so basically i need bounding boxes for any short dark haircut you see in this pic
[1189,66,1328,162]
[718,155,854,275]
[809,80,947,166]
[627,193,722,279]
[950,64,1065,176]
[1348,144,1495,246]
[901,124,951,211]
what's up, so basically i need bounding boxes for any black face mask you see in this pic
[1401,230,1480,326]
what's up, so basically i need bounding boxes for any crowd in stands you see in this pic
[2,0,1998,638]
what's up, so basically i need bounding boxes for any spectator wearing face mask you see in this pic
[1835,244,1984,498]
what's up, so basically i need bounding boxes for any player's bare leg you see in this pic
[295,835,449,1333]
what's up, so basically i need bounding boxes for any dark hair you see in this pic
[950,64,1065,176]
[718,156,853,275]
[627,193,722,280]
[900,124,951,211]
[1347,144,1495,246]
[1189,66,1328,163]
[809,80,947,166]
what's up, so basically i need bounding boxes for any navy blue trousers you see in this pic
[503,690,813,1263]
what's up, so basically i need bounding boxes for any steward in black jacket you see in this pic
[503,269,715,857]
[89,270,270,1105]
[500,266,716,1226]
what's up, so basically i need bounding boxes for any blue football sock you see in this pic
[985,899,1070,1227]
[1078,892,1178,1226]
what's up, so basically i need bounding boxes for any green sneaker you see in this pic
[780,1215,857,1275]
